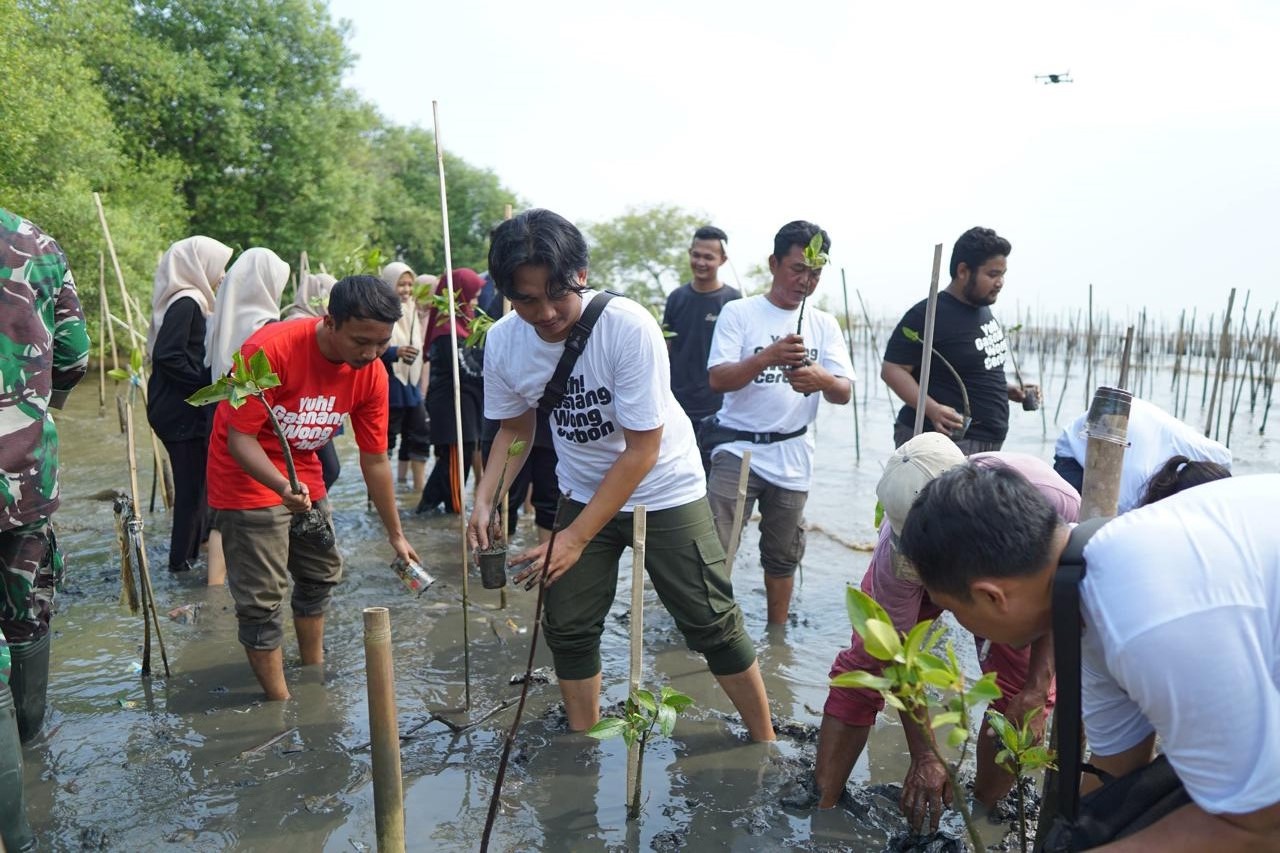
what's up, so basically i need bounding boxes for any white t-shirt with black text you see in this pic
[483,290,704,512]
[707,294,852,491]
[1055,397,1231,512]
[1079,474,1280,815]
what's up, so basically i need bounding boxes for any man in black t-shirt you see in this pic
[663,225,741,470]
[881,227,1037,454]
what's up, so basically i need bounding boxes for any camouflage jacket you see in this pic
[0,208,89,531]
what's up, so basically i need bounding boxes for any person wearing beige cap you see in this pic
[812,433,1079,828]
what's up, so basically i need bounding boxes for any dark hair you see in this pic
[949,227,1011,278]
[1137,455,1231,507]
[488,208,591,300]
[772,220,830,261]
[327,275,401,326]
[692,225,729,253]
[899,465,1062,600]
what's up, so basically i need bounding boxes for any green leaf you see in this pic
[986,710,1019,752]
[230,351,250,381]
[884,693,907,712]
[946,726,970,749]
[873,499,885,529]
[830,671,892,691]
[904,619,934,662]
[107,368,131,382]
[248,348,272,381]
[633,689,657,715]
[863,619,903,661]
[930,711,962,729]
[661,689,694,713]
[257,371,281,391]
[186,381,230,407]
[845,587,893,644]
[129,348,143,372]
[966,673,1003,704]
[507,439,528,458]
[995,748,1014,769]
[585,717,628,741]
[621,726,638,749]
[656,703,676,737]
[902,325,922,344]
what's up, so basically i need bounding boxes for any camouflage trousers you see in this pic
[0,519,62,654]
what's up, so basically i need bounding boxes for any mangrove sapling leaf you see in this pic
[986,706,1057,853]
[466,308,494,349]
[830,671,893,691]
[586,685,694,820]
[901,326,973,426]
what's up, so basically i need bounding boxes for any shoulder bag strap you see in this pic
[537,291,616,416]
[1053,515,1112,822]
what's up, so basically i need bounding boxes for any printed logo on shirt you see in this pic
[752,336,819,385]
[273,395,343,451]
[552,374,617,443]
[704,313,719,323]
[975,320,1009,371]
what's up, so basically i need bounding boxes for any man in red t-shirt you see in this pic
[207,275,420,700]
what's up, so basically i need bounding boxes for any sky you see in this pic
[325,0,1280,326]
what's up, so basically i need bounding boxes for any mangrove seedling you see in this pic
[186,349,334,548]
[586,685,694,820]
[466,308,495,349]
[475,439,527,588]
[986,707,1057,853]
[796,230,830,335]
[901,325,973,437]
[831,586,1001,850]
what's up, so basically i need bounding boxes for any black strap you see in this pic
[1052,516,1113,822]
[728,425,807,445]
[537,291,616,416]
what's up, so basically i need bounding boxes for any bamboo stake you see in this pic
[123,403,171,677]
[724,450,752,576]
[431,100,472,710]
[363,607,405,853]
[1084,285,1094,410]
[97,256,108,416]
[839,270,861,462]
[625,506,647,816]
[1117,325,1135,390]
[912,244,944,437]
[102,253,120,374]
[497,203,513,611]
[1204,289,1237,437]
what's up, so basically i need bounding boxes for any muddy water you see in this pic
[27,366,1278,852]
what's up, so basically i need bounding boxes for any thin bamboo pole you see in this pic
[1205,289,1237,437]
[123,403,170,677]
[363,607,405,853]
[839,269,861,462]
[431,100,472,710]
[1117,325,1134,390]
[97,257,108,417]
[912,244,944,437]
[724,450,752,576]
[625,506,647,816]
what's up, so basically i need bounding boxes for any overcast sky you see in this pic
[326,0,1279,326]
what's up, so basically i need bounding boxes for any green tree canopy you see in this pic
[585,204,710,308]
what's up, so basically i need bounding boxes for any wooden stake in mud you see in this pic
[626,506,647,815]
[1117,325,1135,390]
[97,255,108,417]
[839,269,861,462]
[912,244,944,437]
[724,450,752,576]
[1204,288,1237,437]
[123,403,171,677]
[362,607,406,853]
[432,100,473,710]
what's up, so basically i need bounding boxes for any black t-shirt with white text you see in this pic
[883,292,1010,443]
[662,282,742,420]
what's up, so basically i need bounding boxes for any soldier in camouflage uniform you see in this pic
[0,207,89,851]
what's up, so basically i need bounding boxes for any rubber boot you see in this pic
[0,686,36,852]
[9,634,50,744]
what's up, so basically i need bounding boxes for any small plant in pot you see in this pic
[186,349,334,549]
[476,439,527,589]
[901,325,973,439]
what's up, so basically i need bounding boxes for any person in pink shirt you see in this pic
[814,433,1079,830]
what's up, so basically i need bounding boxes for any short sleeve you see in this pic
[351,365,389,453]
[883,303,925,366]
[707,299,745,369]
[483,321,532,421]
[817,313,853,379]
[609,309,667,431]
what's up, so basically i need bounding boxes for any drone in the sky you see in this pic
[1035,71,1073,84]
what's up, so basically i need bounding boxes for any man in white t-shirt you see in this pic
[467,208,775,742]
[900,468,1280,851]
[705,220,853,624]
[1052,396,1231,513]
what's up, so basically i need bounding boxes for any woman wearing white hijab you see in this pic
[284,270,338,320]
[379,262,432,491]
[204,247,290,380]
[145,236,234,573]
[201,247,289,585]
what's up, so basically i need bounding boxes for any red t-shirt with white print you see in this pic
[207,318,388,510]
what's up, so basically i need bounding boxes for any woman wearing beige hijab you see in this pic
[201,247,290,584]
[379,262,432,491]
[146,236,234,573]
